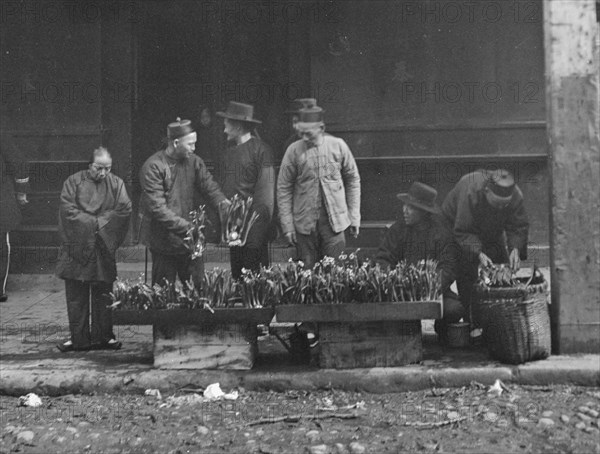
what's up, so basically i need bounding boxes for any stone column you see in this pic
[544,0,600,352]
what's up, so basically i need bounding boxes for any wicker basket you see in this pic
[473,279,550,364]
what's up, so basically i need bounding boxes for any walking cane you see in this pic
[144,247,148,284]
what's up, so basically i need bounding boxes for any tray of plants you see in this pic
[273,255,443,322]
[109,269,275,326]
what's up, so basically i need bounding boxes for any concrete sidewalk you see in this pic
[0,273,598,397]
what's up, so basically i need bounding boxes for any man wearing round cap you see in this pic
[375,182,463,339]
[138,118,229,286]
[216,102,275,278]
[277,104,361,269]
[441,169,529,324]
[282,98,318,155]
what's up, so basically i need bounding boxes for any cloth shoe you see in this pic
[92,339,122,350]
[56,340,91,352]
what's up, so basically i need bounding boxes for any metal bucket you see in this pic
[447,322,471,348]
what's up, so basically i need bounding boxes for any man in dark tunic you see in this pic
[441,169,529,325]
[138,118,229,286]
[56,147,131,352]
[375,182,463,340]
[0,133,29,302]
[216,102,275,278]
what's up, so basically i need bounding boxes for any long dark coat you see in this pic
[0,134,29,232]
[56,171,131,283]
[441,170,529,263]
[138,150,227,255]
[375,214,459,295]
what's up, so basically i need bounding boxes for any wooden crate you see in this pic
[153,323,258,370]
[317,320,422,369]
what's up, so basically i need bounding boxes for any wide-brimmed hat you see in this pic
[167,118,195,140]
[216,101,262,124]
[396,182,441,214]
[286,98,317,114]
[484,169,515,202]
[296,106,325,129]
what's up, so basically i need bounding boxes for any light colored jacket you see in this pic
[277,135,361,235]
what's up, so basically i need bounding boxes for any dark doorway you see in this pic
[132,1,297,195]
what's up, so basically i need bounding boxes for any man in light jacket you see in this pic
[277,104,361,269]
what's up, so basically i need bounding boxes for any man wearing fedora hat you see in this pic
[375,182,464,339]
[138,118,229,286]
[442,169,529,324]
[216,102,275,278]
[277,104,361,269]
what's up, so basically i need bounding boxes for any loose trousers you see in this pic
[150,250,203,288]
[296,208,346,270]
[0,231,9,297]
[229,214,270,279]
[64,279,114,348]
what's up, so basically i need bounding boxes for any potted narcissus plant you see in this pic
[274,251,443,322]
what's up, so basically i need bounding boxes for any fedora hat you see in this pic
[216,101,262,124]
[286,98,317,114]
[167,117,195,140]
[396,182,441,214]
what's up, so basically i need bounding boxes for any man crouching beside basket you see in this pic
[375,182,463,343]
[441,169,529,330]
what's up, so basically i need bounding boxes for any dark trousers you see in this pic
[434,291,465,339]
[150,250,204,288]
[65,279,114,348]
[296,209,346,270]
[229,216,270,279]
[230,244,269,279]
[0,231,9,296]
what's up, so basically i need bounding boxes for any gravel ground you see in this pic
[1,384,599,453]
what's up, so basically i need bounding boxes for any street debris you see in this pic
[246,411,359,426]
[16,430,35,445]
[160,393,204,408]
[488,379,510,397]
[144,389,162,400]
[537,418,555,428]
[308,445,328,454]
[196,426,210,436]
[2,385,600,452]
[18,393,42,408]
[204,382,238,401]
[348,441,366,454]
